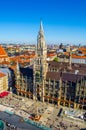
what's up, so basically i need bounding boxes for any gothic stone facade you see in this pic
[15,22,86,109]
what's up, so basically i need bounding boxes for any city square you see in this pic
[0,94,86,130]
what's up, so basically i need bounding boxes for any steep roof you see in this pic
[46,71,86,83]
[62,72,85,83]
[46,72,60,80]
[0,45,8,56]
[0,72,6,78]
[48,61,86,74]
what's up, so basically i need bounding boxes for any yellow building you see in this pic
[0,72,8,92]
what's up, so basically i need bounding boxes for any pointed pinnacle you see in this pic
[40,20,44,32]
[17,61,19,71]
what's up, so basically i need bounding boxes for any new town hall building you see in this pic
[15,21,86,110]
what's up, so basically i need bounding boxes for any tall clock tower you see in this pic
[33,21,47,102]
[37,21,47,58]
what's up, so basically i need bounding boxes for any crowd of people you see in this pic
[0,94,86,130]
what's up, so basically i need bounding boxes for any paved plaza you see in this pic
[0,94,86,130]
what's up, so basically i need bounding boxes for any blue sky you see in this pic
[0,0,86,45]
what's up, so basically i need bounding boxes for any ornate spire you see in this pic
[37,20,47,57]
[69,46,72,70]
[40,20,44,32]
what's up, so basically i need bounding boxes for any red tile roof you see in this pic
[0,45,8,56]
[72,54,86,59]
[10,54,35,63]
[78,47,86,51]
[47,53,56,57]
[0,72,6,78]
[64,52,86,59]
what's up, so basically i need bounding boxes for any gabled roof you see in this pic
[0,72,6,78]
[0,45,8,56]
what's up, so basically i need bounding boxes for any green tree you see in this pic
[10,60,16,65]
[53,57,58,62]
[35,71,40,82]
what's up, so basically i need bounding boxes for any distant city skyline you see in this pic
[0,0,86,45]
